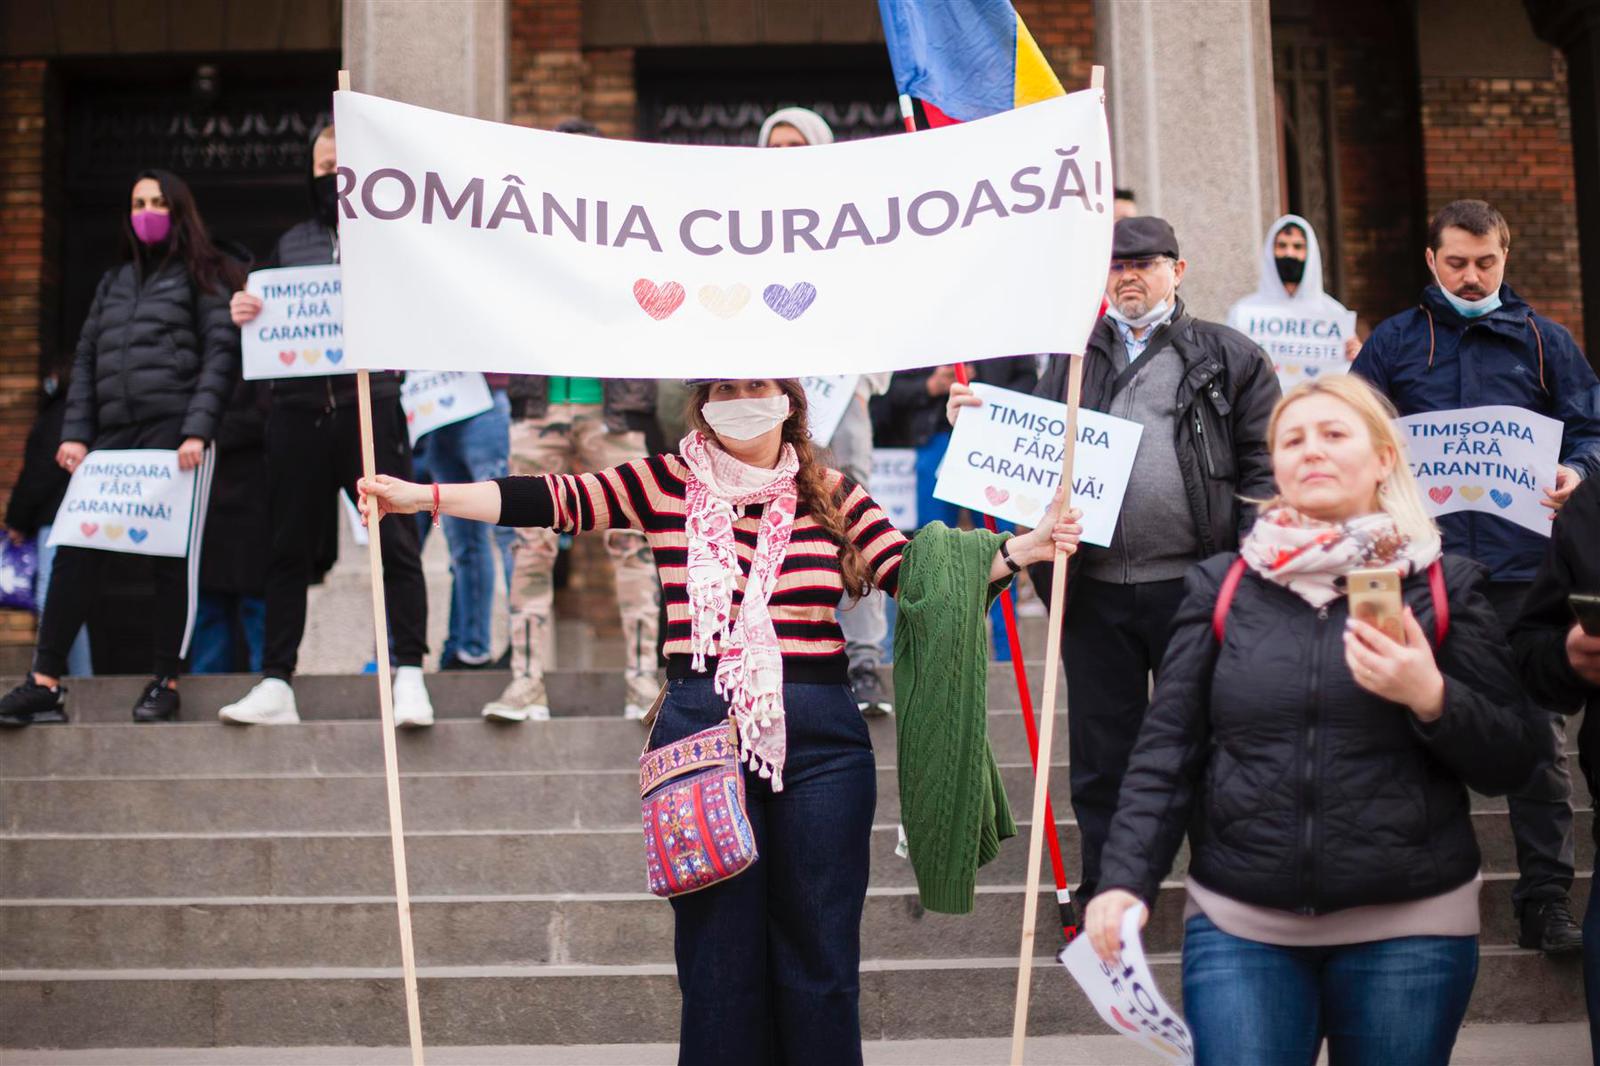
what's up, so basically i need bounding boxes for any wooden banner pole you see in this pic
[1009,63,1104,1066]
[338,68,427,1066]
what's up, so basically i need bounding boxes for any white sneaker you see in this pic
[624,702,649,722]
[482,677,550,723]
[218,678,300,725]
[392,667,434,728]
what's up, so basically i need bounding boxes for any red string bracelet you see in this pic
[431,483,441,528]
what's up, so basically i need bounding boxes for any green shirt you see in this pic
[548,377,604,405]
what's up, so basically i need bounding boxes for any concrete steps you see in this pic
[0,669,1589,1051]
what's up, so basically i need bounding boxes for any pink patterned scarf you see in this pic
[1240,505,1441,608]
[680,431,799,790]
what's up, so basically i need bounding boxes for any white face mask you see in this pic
[701,394,791,442]
[1104,298,1172,330]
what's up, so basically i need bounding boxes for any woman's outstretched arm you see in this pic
[358,475,504,525]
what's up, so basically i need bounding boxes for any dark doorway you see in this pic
[635,44,899,145]
[55,52,339,372]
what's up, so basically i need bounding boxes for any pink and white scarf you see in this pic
[1240,505,1440,608]
[680,431,799,790]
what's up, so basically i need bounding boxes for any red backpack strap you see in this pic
[1427,559,1449,645]
[1212,557,1250,643]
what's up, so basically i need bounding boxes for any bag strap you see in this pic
[1212,556,1250,643]
[1213,555,1451,645]
[1427,558,1449,645]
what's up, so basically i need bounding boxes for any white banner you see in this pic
[870,447,919,531]
[1061,904,1193,1065]
[242,265,351,380]
[333,89,1113,377]
[402,370,495,443]
[1400,404,1563,536]
[47,449,206,558]
[802,375,859,444]
[933,383,1141,546]
[1231,300,1356,392]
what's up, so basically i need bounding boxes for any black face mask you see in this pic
[312,173,340,228]
[1275,255,1306,285]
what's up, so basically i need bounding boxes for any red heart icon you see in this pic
[406,410,417,423]
[79,522,99,538]
[633,279,686,321]
[1428,486,1452,505]
[984,485,1010,507]
[1109,1006,1141,1033]
[278,351,297,366]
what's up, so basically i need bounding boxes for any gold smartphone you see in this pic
[1348,568,1404,642]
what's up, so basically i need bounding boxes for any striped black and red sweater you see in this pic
[495,453,906,682]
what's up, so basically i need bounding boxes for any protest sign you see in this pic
[401,371,494,444]
[802,375,859,445]
[1061,903,1193,1065]
[332,88,1112,378]
[242,265,350,380]
[47,449,208,558]
[932,383,1141,546]
[1399,404,1563,536]
[1231,300,1357,391]
[870,448,919,531]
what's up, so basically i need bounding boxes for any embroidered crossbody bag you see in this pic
[639,712,758,898]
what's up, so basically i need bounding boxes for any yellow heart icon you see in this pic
[698,284,751,319]
[419,402,436,416]
[1459,485,1485,502]
[303,349,322,365]
[104,524,125,539]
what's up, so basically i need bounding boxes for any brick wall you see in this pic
[1420,53,1584,341]
[1015,0,1096,92]
[0,59,54,655]
[508,0,634,138]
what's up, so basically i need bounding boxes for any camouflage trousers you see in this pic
[508,404,661,706]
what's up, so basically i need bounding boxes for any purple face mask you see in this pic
[130,209,171,245]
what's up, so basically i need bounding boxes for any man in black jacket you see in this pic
[1511,477,1600,1049]
[219,122,431,726]
[951,216,1280,907]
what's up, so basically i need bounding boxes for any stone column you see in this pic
[344,0,507,119]
[1096,0,1281,321]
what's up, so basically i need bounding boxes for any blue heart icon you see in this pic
[128,528,149,544]
[325,349,344,364]
[439,396,456,408]
[1489,489,1513,509]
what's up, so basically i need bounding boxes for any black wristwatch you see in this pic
[998,537,1023,575]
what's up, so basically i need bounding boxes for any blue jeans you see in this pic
[412,391,515,662]
[653,676,875,1066]
[1182,914,1477,1066]
[189,592,265,674]
[34,524,92,676]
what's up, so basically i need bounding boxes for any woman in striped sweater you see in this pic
[359,377,1081,1065]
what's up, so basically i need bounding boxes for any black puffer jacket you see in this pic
[266,219,402,411]
[1100,552,1539,914]
[62,258,237,445]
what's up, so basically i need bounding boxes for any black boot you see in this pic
[1518,897,1584,955]
[132,677,180,723]
[0,677,68,726]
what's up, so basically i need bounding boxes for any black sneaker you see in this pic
[132,677,180,723]
[439,652,495,671]
[0,677,68,726]
[1518,897,1584,955]
[849,664,892,718]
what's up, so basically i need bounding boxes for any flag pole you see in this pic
[1008,62,1103,1066]
[952,360,1075,942]
[338,68,427,1066]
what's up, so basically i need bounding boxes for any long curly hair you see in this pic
[685,379,873,598]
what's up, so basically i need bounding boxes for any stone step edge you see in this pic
[0,869,1576,909]
[0,943,1547,984]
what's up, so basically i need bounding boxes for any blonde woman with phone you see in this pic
[1084,374,1540,1066]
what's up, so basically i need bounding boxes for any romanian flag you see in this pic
[878,0,1065,128]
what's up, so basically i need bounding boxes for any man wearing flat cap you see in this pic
[950,215,1280,913]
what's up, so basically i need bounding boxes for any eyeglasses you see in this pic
[1108,257,1173,274]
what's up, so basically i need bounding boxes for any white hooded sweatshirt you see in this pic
[1226,213,1353,327]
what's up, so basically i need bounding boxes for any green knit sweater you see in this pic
[894,522,1017,914]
